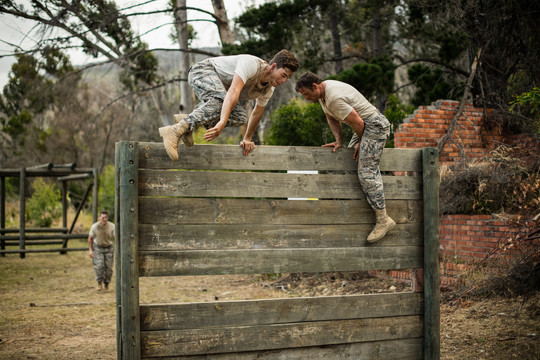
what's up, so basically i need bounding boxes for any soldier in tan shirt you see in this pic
[88,211,115,291]
[296,72,396,243]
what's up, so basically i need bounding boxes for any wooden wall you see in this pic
[115,142,440,359]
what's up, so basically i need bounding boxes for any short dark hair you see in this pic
[99,211,109,217]
[269,49,299,73]
[295,71,322,92]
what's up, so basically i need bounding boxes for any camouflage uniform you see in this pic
[93,245,114,284]
[183,60,248,132]
[348,112,390,211]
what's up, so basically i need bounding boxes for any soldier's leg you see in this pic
[103,250,114,290]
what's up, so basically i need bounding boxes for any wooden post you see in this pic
[19,168,26,259]
[116,141,140,360]
[422,147,440,359]
[1,176,5,257]
[115,143,122,360]
[92,168,99,224]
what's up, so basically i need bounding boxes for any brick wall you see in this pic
[393,100,538,165]
[381,100,537,286]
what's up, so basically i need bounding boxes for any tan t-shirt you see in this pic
[89,221,115,248]
[209,55,274,106]
[319,80,379,122]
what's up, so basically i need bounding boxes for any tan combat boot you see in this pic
[174,114,194,147]
[158,119,190,161]
[367,208,396,243]
[96,282,103,292]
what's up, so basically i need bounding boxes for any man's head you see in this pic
[295,71,324,103]
[98,211,109,226]
[267,49,299,87]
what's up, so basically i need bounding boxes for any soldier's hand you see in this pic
[240,139,255,156]
[322,142,342,152]
[353,143,360,161]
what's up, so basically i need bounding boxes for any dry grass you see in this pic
[0,246,538,360]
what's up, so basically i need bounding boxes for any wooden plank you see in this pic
[139,223,423,250]
[138,170,422,200]
[117,141,141,360]
[114,142,122,360]
[141,338,423,360]
[140,316,423,357]
[138,198,423,225]
[137,142,423,172]
[140,292,423,330]
[422,148,440,360]
[139,246,423,276]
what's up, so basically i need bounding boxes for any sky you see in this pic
[0,0,266,89]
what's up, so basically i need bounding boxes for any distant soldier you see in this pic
[88,211,115,291]
[295,72,396,243]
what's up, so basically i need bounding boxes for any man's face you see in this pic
[269,66,294,87]
[99,213,108,226]
[298,84,321,103]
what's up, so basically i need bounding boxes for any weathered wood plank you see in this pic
[138,170,422,200]
[140,316,423,357]
[138,198,423,225]
[117,141,141,360]
[141,338,423,360]
[139,246,423,276]
[137,142,423,172]
[422,148,440,360]
[140,292,424,331]
[139,223,423,250]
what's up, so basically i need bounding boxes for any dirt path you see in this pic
[0,250,538,359]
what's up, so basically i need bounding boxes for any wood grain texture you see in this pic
[137,143,422,172]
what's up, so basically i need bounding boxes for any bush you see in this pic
[265,98,353,146]
[98,164,115,218]
[440,146,540,215]
[26,178,62,227]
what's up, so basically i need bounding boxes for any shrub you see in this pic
[26,178,62,227]
[265,98,353,146]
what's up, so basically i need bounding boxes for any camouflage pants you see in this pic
[348,114,390,210]
[184,60,248,132]
[93,245,114,284]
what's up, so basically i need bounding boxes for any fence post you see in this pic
[116,141,140,360]
[422,147,440,359]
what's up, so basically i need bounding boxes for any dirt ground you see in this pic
[0,248,538,360]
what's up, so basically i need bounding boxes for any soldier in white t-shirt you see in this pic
[159,50,299,161]
[295,72,396,243]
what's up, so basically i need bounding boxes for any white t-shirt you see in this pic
[319,80,379,122]
[89,221,115,248]
[208,55,274,106]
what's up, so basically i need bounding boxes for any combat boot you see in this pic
[96,282,103,292]
[174,114,194,147]
[367,208,396,243]
[158,119,190,161]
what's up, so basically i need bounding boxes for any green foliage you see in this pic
[224,0,330,70]
[25,178,62,227]
[328,57,396,100]
[407,64,460,107]
[265,98,353,146]
[0,48,76,146]
[98,165,115,218]
[383,94,414,147]
[510,87,540,134]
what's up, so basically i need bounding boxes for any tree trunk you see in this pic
[211,0,234,45]
[328,1,343,73]
[174,0,194,114]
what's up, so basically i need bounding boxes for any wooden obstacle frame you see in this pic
[0,163,98,258]
[115,141,440,359]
